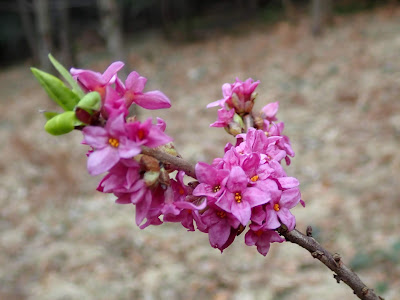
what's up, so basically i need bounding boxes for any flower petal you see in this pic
[231,200,251,225]
[244,187,270,207]
[134,91,171,109]
[82,126,108,148]
[277,177,299,189]
[125,71,147,92]
[208,221,231,249]
[226,166,248,192]
[277,208,296,231]
[102,61,124,83]
[87,146,120,175]
[118,138,141,158]
[280,188,301,208]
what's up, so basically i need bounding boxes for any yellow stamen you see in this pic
[251,175,259,182]
[108,138,119,148]
[274,203,280,211]
[213,185,221,193]
[234,192,242,203]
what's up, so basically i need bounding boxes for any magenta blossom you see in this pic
[126,117,172,148]
[261,101,279,122]
[163,172,207,231]
[265,187,301,231]
[215,166,270,226]
[82,114,141,175]
[210,107,235,128]
[71,61,124,97]
[193,162,230,204]
[245,223,285,256]
[116,71,171,110]
[207,78,259,114]
[199,205,240,251]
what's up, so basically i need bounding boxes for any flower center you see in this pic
[178,188,185,195]
[234,192,242,203]
[94,86,106,99]
[273,203,280,211]
[250,175,259,182]
[255,229,263,237]
[108,138,119,148]
[137,129,145,140]
[213,185,221,193]
[216,211,226,219]
[124,90,135,102]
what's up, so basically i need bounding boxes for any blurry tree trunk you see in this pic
[97,0,127,68]
[97,0,136,114]
[34,0,53,71]
[161,0,172,38]
[17,0,39,64]
[311,0,333,36]
[282,0,296,24]
[56,0,75,68]
[247,0,258,11]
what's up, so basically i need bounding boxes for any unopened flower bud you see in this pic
[139,154,160,172]
[158,166,170,187]
[250,91,258,101]
[143,170,160,187]
[231,92,241,112]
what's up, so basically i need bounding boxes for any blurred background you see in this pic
[1,0,400,299]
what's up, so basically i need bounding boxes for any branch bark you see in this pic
[141,146,196,179]
[278,227,382,300]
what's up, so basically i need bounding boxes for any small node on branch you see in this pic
[333,274,341,283]
[362,287,369,295]
[306,225,313,237]
[311,250,324,259]
[333,252,342,267]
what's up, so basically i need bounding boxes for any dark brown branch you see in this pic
[141,146,197,179]
[278,227,383,300]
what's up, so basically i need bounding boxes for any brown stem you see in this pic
[278,227,383,300]
[141,146,197,179]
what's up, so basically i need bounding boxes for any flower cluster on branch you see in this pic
[32,57,305,255]
[32,56,384,299]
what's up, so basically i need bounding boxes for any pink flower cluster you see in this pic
[74,64,303,256]
[76,63,208,230]
[71,61,171,120]
[193,78,304,255]
[193,127,303,255]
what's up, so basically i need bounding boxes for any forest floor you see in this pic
[1,4,400,300]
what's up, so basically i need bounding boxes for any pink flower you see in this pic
[210,107,235,128]
[215,166,270,226]
[193,162,230,204]
[163,172,207,231]
[116,71,171,110]
[126,118,172,148]
[200,205,240,251]
[82,114,141,175]
[96,159,140,193]
[207,78,259,114]
[245,224,285,256]
[71,61,124,97]
[265,187,301,231]
[261,101,279,122]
